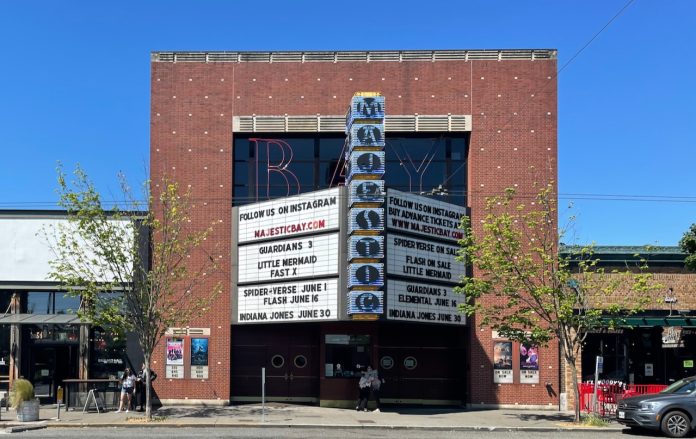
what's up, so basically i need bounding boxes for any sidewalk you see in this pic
[0,403,625,432]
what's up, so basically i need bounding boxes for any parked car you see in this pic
[616,376,696,437]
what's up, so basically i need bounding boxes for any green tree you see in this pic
[46,165,221,420]
[679,223,696,271]
[455,186,658,422]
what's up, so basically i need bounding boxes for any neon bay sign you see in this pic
[247,137,444,201]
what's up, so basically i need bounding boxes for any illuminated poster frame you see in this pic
[493,341,513,384]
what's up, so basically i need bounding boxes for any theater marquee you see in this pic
[386,280,464,325]
[238,233,339,284]
[384,190,468,325]
[386,189,466,242]
[386,234,464,281]
[237,188,340,243]
[234,188,343,325]
[237,279,338,323]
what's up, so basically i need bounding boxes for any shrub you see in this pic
[10,379,34,408]
[581,413,609,427]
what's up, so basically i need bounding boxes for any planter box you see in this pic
[16,398,40,422]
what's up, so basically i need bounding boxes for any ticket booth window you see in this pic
[324,334,370,378]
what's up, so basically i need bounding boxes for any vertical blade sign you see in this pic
[346,93,386,319]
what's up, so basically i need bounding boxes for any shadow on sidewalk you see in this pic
[155,403,297,419]
[376,406,467,416]
[503,412,575,423]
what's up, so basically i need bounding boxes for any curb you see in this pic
[4,421,48,433]
[42,422,626,432]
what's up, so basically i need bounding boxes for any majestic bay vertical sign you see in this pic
[385,190,467,325]
[235,188,341,324]
[346,93,386,318]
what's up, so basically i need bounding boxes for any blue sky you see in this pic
[1,1,694,246]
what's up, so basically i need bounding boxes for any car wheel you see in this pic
[661,411,691,438]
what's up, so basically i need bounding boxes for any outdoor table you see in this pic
[62,379,120,411]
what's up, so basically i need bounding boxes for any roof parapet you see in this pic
[151,49,557,63]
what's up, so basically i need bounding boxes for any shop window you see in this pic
[25,292,80,314]
[0,292,11,386]
[89,326,126,379]
[27,292,50,314]
[27,324,79,342]
[324,334,370,378]
[0,292,12,314]
[0,324,9,387]
[54,293,80,314]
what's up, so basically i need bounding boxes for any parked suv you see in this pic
[617,376,696,437]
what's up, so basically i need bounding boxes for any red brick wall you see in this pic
[466,60,559,407]
[150,54,558,405]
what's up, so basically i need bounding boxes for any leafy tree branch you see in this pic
[455,185,659,422]
[46,164,222,420]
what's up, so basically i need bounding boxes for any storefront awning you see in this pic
[0,314,88,325]
[607,316,696,327]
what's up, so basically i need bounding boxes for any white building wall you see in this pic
[0,216,133,283]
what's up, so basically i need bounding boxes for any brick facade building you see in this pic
[562,246,696,411]
[149,49,559,407]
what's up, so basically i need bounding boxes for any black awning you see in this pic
[605,316,696,327]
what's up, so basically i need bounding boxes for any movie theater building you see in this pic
[150,49,559,408]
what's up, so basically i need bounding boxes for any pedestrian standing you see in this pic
[370,367,383,412]
[116,367,136,413]
[136,363,158,411]
[356,365,371,412]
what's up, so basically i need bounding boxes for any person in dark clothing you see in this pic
[136,363,157,411]
[356,365,372,412]
[369,367,383,412]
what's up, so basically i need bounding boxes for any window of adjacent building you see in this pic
[324,334,371,378]
[233,133,468,207]
[90,326,127,379]
[27,324,79,342]
[25,292,80,314]
[0,292,11,385]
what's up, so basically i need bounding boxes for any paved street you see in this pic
[0,403,664,437]
[9,427,645,438]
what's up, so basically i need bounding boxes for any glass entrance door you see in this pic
[29,345,78,403]
[32,347,56,399]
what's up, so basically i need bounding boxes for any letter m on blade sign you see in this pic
[250,138,300,201]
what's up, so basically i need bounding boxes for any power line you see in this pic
[3,190,696,209]
[440,0,637,188]
[557,0,636,76]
